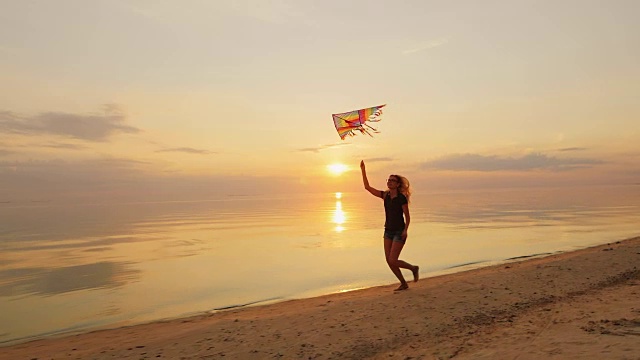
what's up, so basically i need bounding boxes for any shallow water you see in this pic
[0,185,638,344]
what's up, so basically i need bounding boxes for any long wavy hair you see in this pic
[389,174,412,203]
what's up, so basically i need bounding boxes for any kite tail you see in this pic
[363,123,379,133]
[358,127,374,137]
[359,124,380,137]
[361,107,383,137]
[367,108,384,123]
[342,130,356,139]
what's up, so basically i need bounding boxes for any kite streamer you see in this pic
[332,104,385,140]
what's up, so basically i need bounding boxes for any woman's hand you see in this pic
[360,160,365,171]
[401,229,408,241]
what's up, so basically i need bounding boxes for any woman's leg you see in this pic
[384,238,393,263]
[389,241,420,284]
[387,240,408,289]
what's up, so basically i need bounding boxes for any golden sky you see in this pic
[1,0,639,201]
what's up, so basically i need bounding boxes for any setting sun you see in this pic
[327,163,348,176]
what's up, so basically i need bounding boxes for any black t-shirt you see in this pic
[382,191,407,231]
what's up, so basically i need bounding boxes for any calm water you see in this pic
[1,185,639,345]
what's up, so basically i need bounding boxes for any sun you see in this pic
[327,163,348,176]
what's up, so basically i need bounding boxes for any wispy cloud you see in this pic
[39,142,88,150]
[0,104,140,142]
[298,143,351,153]
[557,147,587,152]
[421,153,603,172]
[0,158,151,173]
[403,37,450,55]
[156,147,216,155]
[0,149,12,157]
[363,157,394,163]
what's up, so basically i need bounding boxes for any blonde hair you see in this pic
[390,174,412,203]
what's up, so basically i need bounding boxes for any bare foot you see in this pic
[412,265,420,283]
[394,283,409,291]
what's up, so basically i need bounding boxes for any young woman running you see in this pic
[360,160,419,291]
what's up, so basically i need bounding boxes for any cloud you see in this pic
[0,141,87,154]
[298,143,351,153]
[156,147,216,155]
[39,142,88,150]
[0,157,150,176]
[0,104,140,142]
[421,153,604,172]
[557,147,587,152]
[363,157,394,163]
[403,37,450,55]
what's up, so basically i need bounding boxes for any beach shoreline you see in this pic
[2,236,639,359]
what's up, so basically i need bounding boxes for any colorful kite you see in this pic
[332,104,385,140]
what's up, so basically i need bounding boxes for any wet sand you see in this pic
[2,236,639,359]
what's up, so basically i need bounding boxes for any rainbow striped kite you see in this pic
[332,104,385,140]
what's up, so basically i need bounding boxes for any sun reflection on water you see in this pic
[333,193,347,232]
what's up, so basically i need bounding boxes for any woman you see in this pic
[360,160,419,291]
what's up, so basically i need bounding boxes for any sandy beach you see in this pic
[2,236,639,360]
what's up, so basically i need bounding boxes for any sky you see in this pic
[1,0,639,202]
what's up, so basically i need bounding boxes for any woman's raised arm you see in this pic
[360,160,382,198]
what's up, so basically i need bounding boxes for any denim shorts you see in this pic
[384,229,405,243]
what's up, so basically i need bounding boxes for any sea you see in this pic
[1,185,639,345]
